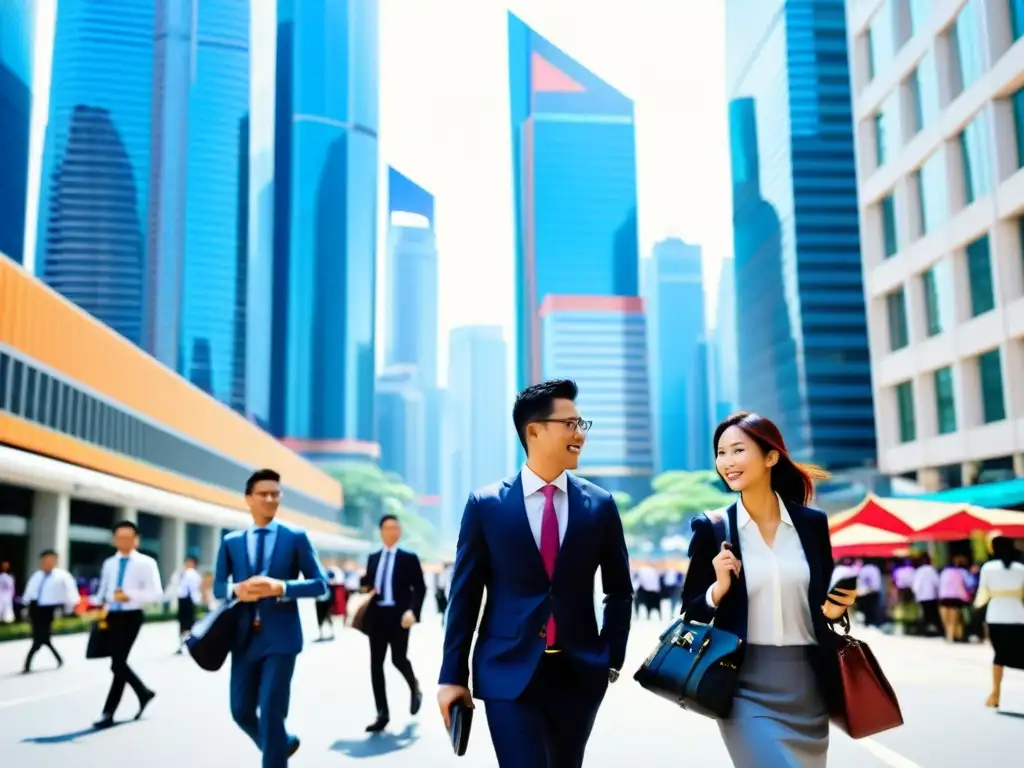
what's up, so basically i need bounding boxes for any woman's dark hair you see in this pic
[712,411,829,506]
[991,536,1020,568]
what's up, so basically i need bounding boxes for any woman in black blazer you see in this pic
[681,412,855,768]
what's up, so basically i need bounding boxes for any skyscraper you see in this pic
[271,0,380,461]
[726,0,876,470]
[37,1,156,346]
[539,296,654,498]
[148,0,251,411]
[711,258,739,423]
[508,13,640,391]
[385,212,438,387]
[375,365,427,494]
[444,325,509,538]
[644,238,709,471]
[0,0,34,264]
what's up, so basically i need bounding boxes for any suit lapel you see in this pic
[233,533,252,581]
[555,476,588,581]
[789,505,823,611]
[504,474,548,581]
[268,526,290,577]
[726,502,749,630]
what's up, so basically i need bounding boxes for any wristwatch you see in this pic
[608,669,620,684]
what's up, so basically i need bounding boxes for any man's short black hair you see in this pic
[512,379,578,451]
[39,549,57,558]
[379,513,399,529]
[113,520,138,535]
[245,468,281,495]
[184,555,198,564]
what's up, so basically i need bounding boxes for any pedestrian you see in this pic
[92,520,162,729]
[360,514,426,733]
[680,411,856,767]
[213,468,330,767]
[437,379,633,767]
[169,555,202,654]
[0,561,15,624]
[22,549,79,673]
[975,537,1024,709]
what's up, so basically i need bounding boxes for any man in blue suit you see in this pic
[437,379,633,768]
[214,468,329,767]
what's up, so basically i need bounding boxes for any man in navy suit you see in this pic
[214,468,329,768]
[437,379,633,768]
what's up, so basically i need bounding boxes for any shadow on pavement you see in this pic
[330,723,419,757]
[22,721,135,745]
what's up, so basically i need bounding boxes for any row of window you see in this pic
[884,226,1015,352]
[0,350,339,522]
[894,347,1010,444]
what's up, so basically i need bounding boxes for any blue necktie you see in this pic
[253,530,268,623]
[380,551,392,604]
[36,572,52,606]
[110,557,128,612]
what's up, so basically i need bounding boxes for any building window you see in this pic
[922,260,954,336]
[908,0,931,35]
[887,288,909,350]
[1010,87,1024,170]
[881,194,898,257]
[934,366,957,434]
[978,349,1006,423]
[0,353,9,410]
[949,1,986,97]
[867,3,893,80]
[919,152,948,234]
[1012,0,1024,41]
[875,92,899,167]
[965,234,995,316]
[896,380,916,443]
[960,110,995,205]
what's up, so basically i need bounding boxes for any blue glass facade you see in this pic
[271,0,380,448]
[726,0,876,470]
[388,166,434,226]
[508,13,639,390]
[644,239,709,471]
[0,0,33,264]
[148,0,250,411]
[37,0,155,346]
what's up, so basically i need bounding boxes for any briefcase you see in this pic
[449,702,473,756]
[186,599,241,672]
[349,593,374,636]
[85,620,112,660]
[828,618,903,739]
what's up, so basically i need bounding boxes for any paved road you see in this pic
[0,606,1021,767]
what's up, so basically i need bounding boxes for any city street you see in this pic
[1,606,1021,767]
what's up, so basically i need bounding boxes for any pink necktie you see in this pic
[540,484,559,648]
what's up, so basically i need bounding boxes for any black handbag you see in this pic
[86,620,112,660]
[633,508,745,719]
[186,599,242,672]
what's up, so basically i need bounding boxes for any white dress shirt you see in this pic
[706,495,816,646]
[637,566,661,593]
[177,567,203,601]
[24,568,79,611]
[374,545,400,606]
[912,564,939,602]
[975,560,1024,625]
[520,464,569,548]
[95,550,164,612]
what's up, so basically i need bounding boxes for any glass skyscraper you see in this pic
[271,0,380,457]
[0,0,33,264]
[508,13,639,390]
[727,0,876,470]
[147,0,250,412]
[37,0,155,347]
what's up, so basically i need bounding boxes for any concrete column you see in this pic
[28,491,70,567]
[198,525,220,573]
[117,507,138,525]
[1013,453,1024,477]
[917,467,942,492]
[961,461,981,486]
[159,517,186,585]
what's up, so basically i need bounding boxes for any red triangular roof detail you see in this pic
[531,51,586,94]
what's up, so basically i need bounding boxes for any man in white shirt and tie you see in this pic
[22,549,79,673]
[171,555,203,654]
[92,520,164,729]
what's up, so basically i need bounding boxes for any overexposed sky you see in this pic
[28,0,731,387]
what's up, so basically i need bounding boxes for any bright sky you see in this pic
[27,0,731,388]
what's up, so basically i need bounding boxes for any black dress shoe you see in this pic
[410,687,422,716]
[135,690,156,720]
[93,715,115,730]
[365,714,390,733]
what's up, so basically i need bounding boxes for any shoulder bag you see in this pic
[633,508,746,719]
[827,614,904,738]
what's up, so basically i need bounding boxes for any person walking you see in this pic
[975,537,1024,709]
[22,549,78,673]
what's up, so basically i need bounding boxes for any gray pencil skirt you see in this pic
[718,644,829,768]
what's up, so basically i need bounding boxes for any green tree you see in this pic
[611,491,634,514]
[621,470,733,545]
[327,464,438,558]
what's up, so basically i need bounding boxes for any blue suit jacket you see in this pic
[438,473,633,701]
[213,523,328,656]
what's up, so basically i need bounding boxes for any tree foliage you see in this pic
[621,470,734,543]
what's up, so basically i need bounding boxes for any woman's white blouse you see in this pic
[976,560,1024,625]
[706,495,817,646]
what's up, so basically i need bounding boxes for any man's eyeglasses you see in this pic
[253,491,283,502]
[534,418,593,434]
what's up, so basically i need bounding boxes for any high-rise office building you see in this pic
[508,13,640,391]
[848,0,1024,488]
[727,0,876,470]
[443,325,509,537]
[711,258,739,423]
[385,212,438,387]
[147,0,250,412]
[539,296,654,498]
[272,0,380,461]
[375,365,427,494]
[0,0,34,265]
[644,238,709,471]
[37,1,156,347]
